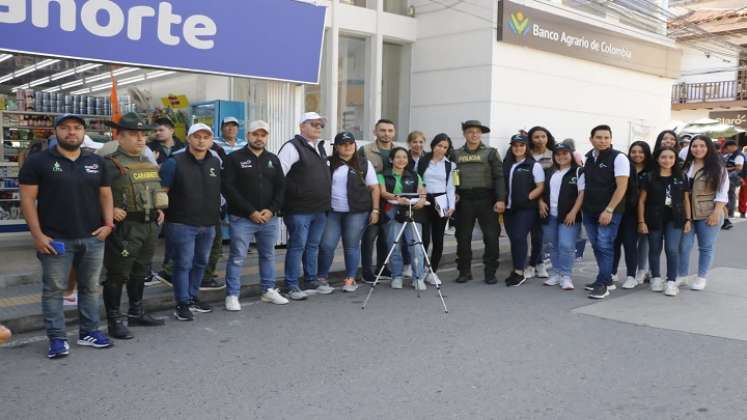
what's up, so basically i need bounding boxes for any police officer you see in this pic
[101,113,168,339]
[452,120,506,284]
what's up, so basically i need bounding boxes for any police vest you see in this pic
[107,152,168,219]
[454,144,496,191]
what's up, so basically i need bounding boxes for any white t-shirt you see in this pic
[686,165,729,203]
[550,168,585,217]
[591,150,631,177]
[507,160,545,209]
[331,160,378,212]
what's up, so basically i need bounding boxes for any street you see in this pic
[2,221,747,420]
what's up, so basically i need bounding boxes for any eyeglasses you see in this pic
[309,122,325,129]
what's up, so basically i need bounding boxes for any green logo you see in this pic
[509,11,529,35]
[52,162,63,173]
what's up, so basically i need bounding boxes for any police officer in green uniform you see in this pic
[453,120,506,284]
[101,113,168,339]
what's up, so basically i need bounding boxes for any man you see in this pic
[359,119,396,283]
[452,120,506,284]
[160,123,222,321]
[213,116,247,155]
[222,120,288,310]
[582,125,629,299]
[721,139,743,230]
[278,112,332,300]
[147,116,184,164]
[19,114,114,359]
[100,113,167,339]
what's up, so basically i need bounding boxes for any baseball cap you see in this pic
[155,116,175,128]
[299,112,327,126]
[334,131,356,145]
[510,134,529,144]
[54,113,86,128]
[222,116,240,126]
[248,120,270,134]
[554,143,572,153]
[725,139,737,146]
[187,123,213,137]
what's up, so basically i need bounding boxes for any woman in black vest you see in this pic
[526,126,556,280]
[503,134,545,286]
[318,132,381,293]
[378,147,428,290]
[416,133,456,283]
[615,141,653,289]
[538,143,584,290]
[638,147,691,297]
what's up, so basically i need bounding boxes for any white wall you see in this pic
[677,44,738,84]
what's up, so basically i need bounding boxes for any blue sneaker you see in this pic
[48,339,70,359]
[77,330,113,348]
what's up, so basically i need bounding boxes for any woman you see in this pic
[539,143,584,290]
[407,131,426,170]
[416,133,457,283]
[379,147,428,290]
[654,129,689,161]
[503,134,545,286]
[562,138,587,259]
[317,132,380,292]
[678,135,729,290]
[616,141,653,289]
[525,126,556,279]
[638,147,691,297]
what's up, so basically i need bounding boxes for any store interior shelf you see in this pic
[1,110,113,119]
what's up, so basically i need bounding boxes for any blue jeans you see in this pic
[678,216,722,278]
[583,211,623,286]
[385,209,425,280]
[504,208,537,270]
[542,216,580,277]
[318,211,369,279]
[165,222,216,305]
[225,215,279,295]
[284,212,327,289]
[38,237,105,340]
[648,222,682,282]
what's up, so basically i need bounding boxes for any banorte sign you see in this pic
[498,0,681,79]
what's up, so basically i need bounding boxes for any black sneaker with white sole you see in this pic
[199,276,226,291]
[588,284,609,299]
[174,304,193,321]
[189,298,213,313]
[504,271,526,287]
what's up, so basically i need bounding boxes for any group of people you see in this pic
[14,110,733,359]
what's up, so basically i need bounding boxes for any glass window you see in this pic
[381,43,403,123]
[340,0,367,7]
[384,0,410,15]
[338,36,367,140]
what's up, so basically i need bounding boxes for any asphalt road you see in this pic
[2,222,747,420]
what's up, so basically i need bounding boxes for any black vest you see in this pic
[416,153,453,185]
[544,167,583,223]
[725,151,740,169]
[383,169,426,223]
[283,135,332,214]
[644,173,687,229]
[332,156,372,213]
[166,151,221,226]
[583,148,625,214]
[504,156,538,209]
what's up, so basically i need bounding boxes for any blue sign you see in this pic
[0,0,327,84]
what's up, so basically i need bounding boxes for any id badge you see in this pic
[665,196,672,206]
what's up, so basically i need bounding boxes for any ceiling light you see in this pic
[0,58,60,86]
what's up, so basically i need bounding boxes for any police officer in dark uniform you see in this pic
[101,113,168,339]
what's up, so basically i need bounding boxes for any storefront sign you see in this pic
[498,0,681,78]
[710,111,747,130]
[0,0,326,84]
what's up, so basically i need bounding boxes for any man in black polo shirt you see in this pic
[19,114,115,359]
[160,123,222,321]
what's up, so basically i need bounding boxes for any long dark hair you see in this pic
[628,140,653,172]
[651,146,683,181]
[527,126,556,152]
[684,135,724,191]
[653,130,679,153]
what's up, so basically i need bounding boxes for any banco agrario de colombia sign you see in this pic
[499,0,681,78]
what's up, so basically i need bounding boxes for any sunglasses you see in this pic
[309,122,325,129]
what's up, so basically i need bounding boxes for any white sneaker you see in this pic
[341,279,358,293]
[225,295,242,311]
[403,265,413,278]
[391,277,403,289]
[307,280,334,295]
[635,270,650,285]
[535,263,549,278]
[524,266,536,279]
[675,275,692,288]
[426,273,442,286]
[261,288,289,305]
[543,274,560,286]
[621,276,638,289]
[690,277,707,291]
[610,274,618,283]
[560,276,575,290]
[664,281,679,297]
[414,278,427,291]
[650,277,665,292]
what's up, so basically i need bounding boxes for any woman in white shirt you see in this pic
[415,133,457,282]
[318,132,380,293]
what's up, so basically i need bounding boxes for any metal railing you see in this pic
[671,80,747,104]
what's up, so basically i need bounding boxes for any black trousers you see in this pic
[361,222,388,281]
[421,207,449,272]
[612,210,638,278]
[455,197,500,275]
[529,220,544,267]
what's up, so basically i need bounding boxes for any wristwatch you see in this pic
[605,207,614,214]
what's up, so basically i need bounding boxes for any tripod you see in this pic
[361,193,449,313]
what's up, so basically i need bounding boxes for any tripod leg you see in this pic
[361,221,408,310]
[410,219,449,313]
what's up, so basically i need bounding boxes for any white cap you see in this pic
[248,120,271,134]
[222,116,240,126]
[188,123,213,137]
[299,112,327,126]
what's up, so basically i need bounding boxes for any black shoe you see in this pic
[200,276,226,291]
[504,271,526,287]
[484,272,497,285]
[741,213,746,219]
[584,282,596,291]
[107,318,133,340]
[189,298,213,313]
[128,313,165,327]
[722,220,734,230]
[456,272,472,283]
[588,284,609,299]
[174,304,194,321]
[155,271,172,287]
[143,272,161,287]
